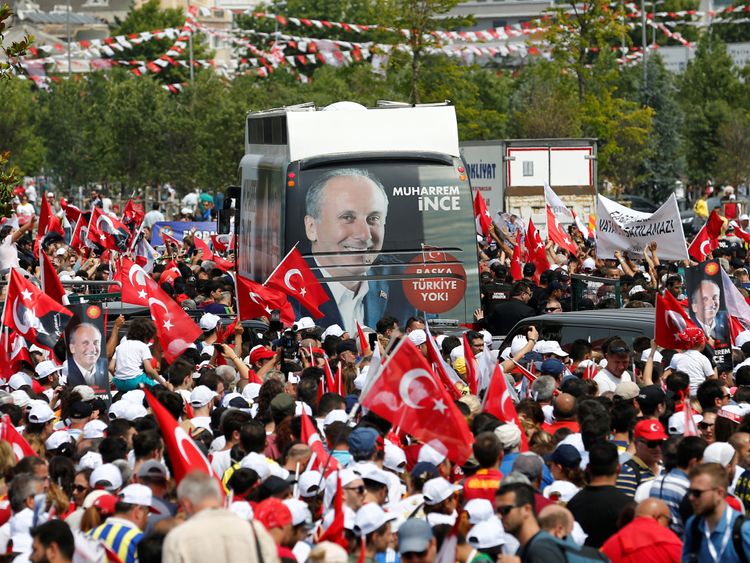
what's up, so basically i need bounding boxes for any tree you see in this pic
[0,79,44,176]
[543,0,631,100]
[717,110,750,186]
[679,34,740,184]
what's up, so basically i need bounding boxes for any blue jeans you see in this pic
[113,373,156,391]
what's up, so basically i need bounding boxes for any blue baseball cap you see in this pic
[544,444,582,468]
[540,358,565,377]
[348,427,381,457]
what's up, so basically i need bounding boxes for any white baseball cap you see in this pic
[122,390,145,405]
[449,346,464,363]
[640,349,663,363]
[190,385,217,408]
[297,471,324,498]
[199,313,221,331]
[283,498,312,527]
[322,324,344,339]
[293,317,316,331]
[735,331,750,349]
[229,500,254,521]
[537,340,568,357]
[83,419,108,440]
[119,483,154,508]
[323,409,348,428]
[703,442,736,466]
[242,382,261,403]
[353,503,397,537]
[239,452,271,481]
[417,443,447,466]
[465,499,494,524]
[384,440,407,473]
[467,518,506,549]
[90,463,123,491]
[44,430,73,451]
[34,360,62,380]
[422,477,461,506]
[362,467,390,487]
[8,372,32,391]
[10,390,31,409]
[73,385,96,402]
[77,451,103,471]
[582,257,596,270]
[407,329,427,346]
[28,403,55,424]
[108,401,148,421]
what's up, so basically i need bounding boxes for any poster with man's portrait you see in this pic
[686,261,732,371]
[64,303,111,404]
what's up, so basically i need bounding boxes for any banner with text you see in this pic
[596,194,688,261]
[150,221,217,247]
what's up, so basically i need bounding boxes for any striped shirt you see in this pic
[88,516,143,563]
[648,468,690,535]
[616,456,655,498]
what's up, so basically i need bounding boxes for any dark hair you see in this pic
[471,413,502,435]
[221,410,252,441]
[441,336,461,357]
[736,366,750,387]
[99,436,128,463]
[105,418,134,441]
[587,441,619,477]
[126,318,157,343]
[49,456,76,498]
[511,281,532,297]
[30,520,75,560]
[697,379,725,412]
[666,371,690,394]
[227,467,260,497]
[610,399,637,435]
[133,430,162,460]
[473,432,502,469]
[569,340,592,362]
[376,316,398,335]
[167,360,195,387]
[496,483,536,515]
[677,436,708,469]
[137,533,165,563]
[239,420,266,453]
[318,393,345,418]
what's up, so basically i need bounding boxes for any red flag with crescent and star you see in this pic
[524,218,550,277]
[473,191,492,239]
[235,272,295,325]
[86,207,130,251]
[510,230,523,281]
[655,290,699,350]
[115,258,201,363]
[360,338,474,464]
[265,246,329,319]
[688,224,718,263]
[2,268,72,353]
[482,363,530,452]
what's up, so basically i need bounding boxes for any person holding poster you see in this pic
[686,261,731,371]
[64,304,110,400]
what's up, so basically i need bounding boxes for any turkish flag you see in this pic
[525,218,550,276]
[688,224,717,262]
[546,205,578,255]
[159,261,182,287]
[655,290,698,350]
[3,268,72,352]
[683,397,700,437]
[87,207,130,251]
[706,209,725,239]
[360,338,474,464]
[1,414,36,460]
[316,472,346,549]
[159,229,182,252]
[40,251,66,306]
[210,234,234,253]
[69,215,88,252]
[0,332,31,380]
[462,333,479,395]
[356,321,370,355]
[143,388,223,487]
[59,198,82,224]
[510,230,523,282]
[482,363,529,452]
[265,247,329,319]
[300,412,339,476]
[123,199,145,229]
[34,193,64,257]
[474,191,492,238]
[192,235,234,271]
[116,259,201,363]
[235,272,295,325]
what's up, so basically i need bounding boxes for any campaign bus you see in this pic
[233,101,481,332]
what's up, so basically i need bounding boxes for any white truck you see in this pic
[461,138,598,233]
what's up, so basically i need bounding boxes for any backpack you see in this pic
[688,513,747,563]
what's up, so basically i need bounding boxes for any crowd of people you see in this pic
[1,184,750,563]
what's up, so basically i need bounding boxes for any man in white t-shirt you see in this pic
[667,326,715,395]
[594,339,633,395]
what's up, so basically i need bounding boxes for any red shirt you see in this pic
[462,468,503,502]
[541,420,580,434]
[601,516,682,563]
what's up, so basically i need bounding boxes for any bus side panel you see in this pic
[238,154,286,282]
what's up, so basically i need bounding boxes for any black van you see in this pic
[499,309,654,355]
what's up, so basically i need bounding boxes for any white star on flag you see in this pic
[433,398,447,413]
[20,289,33,301]
[163,319,173,330]
[299,287,307,297]
[138,290,147,299]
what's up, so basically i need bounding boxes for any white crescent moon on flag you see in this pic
[284,269,303,293]
[700,240,710,257]
[398,369,433,409]
[97,214,114,234]
[12,299,31,334]
[249,292,263,305]
[128,264,148,287]
[173,426,211,472]
[148,297,169,315]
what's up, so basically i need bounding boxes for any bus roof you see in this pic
[247,104,461,162]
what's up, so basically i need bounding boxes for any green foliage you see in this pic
[0,3,31,79]
[0,79,45,175]
[716,110,750,186]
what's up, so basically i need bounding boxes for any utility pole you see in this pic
[188,0,194,86]
[641,0,648,88]
[66,0,71,77]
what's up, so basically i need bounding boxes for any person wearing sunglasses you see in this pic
[601,498,682,562]
[616,419,668,498]
[594,338,633,395]
[683,462,750,563]
[495,482,566,563]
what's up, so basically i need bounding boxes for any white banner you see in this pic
[544,184,574,222]
[596,194,689,261]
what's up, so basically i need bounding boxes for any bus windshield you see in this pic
[283,157,480,331]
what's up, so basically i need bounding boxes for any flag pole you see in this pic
[262,241,299,286]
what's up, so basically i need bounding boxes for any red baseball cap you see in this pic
[634,419,668,441]
[255,498,292,530]
[249,346,276,364]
